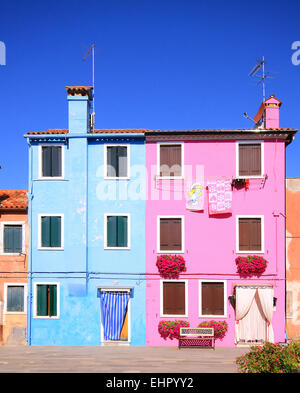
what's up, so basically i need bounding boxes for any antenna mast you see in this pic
[83,44,95,131]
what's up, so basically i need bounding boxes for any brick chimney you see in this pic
[66,86,93,133]
[254,94,282,129]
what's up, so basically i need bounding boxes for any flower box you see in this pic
[158,320,190,340]
[235,255,268,277]
[156,254,186,279]
[198,320,228,340]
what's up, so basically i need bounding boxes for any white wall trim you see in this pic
[103,144,130,180]
[235,140,264,179]
[33,282,60,319]
[198,279,227,318]
[38,143,65,180]
[104,213,131,250]
[37,213,64,250]
[0,221,25,255]
[3,283,27,314]
[157,215,184,253]
[156,142,184,179]
[160,279,188,318]
[235,214,265,253]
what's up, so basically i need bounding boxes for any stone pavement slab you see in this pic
[0,345,250,373]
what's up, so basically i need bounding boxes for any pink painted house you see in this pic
[145,95,297,347]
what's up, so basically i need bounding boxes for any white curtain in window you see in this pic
[257,287,274,343]
[234,287,257,343]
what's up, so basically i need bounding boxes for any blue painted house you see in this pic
[25,86,146,345]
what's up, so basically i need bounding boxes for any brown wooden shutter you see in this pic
[160,144,182,176]
[163,282,185,315]
[239,218,262,251]
[201,282,224,315]
[239,143,261,176]
[160,218,182,250]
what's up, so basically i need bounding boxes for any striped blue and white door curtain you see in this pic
[100,291,130,341]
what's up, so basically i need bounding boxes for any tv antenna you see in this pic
[83,44,95,130]
[248,56,273,103]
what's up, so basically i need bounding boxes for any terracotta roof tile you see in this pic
[25,128,296,135]
[0,190,28,210]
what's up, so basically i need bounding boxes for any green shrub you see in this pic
[236,341,300,373]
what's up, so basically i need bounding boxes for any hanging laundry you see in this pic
[186,182,205,210]
[207,177,232,215]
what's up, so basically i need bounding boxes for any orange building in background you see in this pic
[0,190,28,345]
[286,178,300,340]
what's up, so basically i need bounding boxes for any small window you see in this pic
[238,217,263,252]
[158,217,183,252]
[105,215,129,248]
[158,144,183,177]
[200,281,225,316]
[162,281,187,316]
[39,215,63,249]
[238,143,262,177]
[3,224,23,253]
[105,145,129,178]
[41,146,63,178]
[36,284,58,317]
[6,285,25,312]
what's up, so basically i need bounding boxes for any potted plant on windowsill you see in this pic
[158,320,190,340]
[198,320,228,340]
[156,255,186,279]
[235,255,268,277]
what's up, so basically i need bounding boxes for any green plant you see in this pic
[198,320,228,340]
[236,341,300,373]
[158,320,189,340]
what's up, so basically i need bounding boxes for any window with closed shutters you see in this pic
[106,215,128,248]
[201,282,224,316]
[41,146,62,178]
[36,284,58,317]
[238,217,262,251]
[40,215,62,248]
[6,285,25,312]
[163,281,186,315]
[159,217,182,251]
[159,144,182,177]
[106,146,128,178]
[3,224,23,253]
[238,143,262,177]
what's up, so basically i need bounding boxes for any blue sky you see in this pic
[1,0,299,189]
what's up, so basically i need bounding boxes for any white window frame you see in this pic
[235,140,264,179]
[236,214,265,254]
[104,144,130,180]
[38,144,65,180]
[38,213,64,250]
[104,213,131,250]
[157,215,184,253]
[198,279,227,318]
[4,283,27,314]
[160,279,188,318]
[33,282,60,319]
[156,142,184,179]
[0,221,25,255]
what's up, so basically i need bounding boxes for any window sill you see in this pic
[235,175,265,179]
[38,247,64,251]
[4,311,26,315]
[156,176,184,180]
[104,177,130,181]
[104,247,130,250]
[157,250,184,254]
[199,314,227,318]
[236,250,264,254]
[160,314,188,318]
[33,316,59,319]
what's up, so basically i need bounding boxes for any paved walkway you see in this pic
[0,345,250,373]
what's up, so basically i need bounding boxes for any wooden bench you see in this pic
[178,327,215,349]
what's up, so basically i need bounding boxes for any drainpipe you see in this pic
[26,138,33,345]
